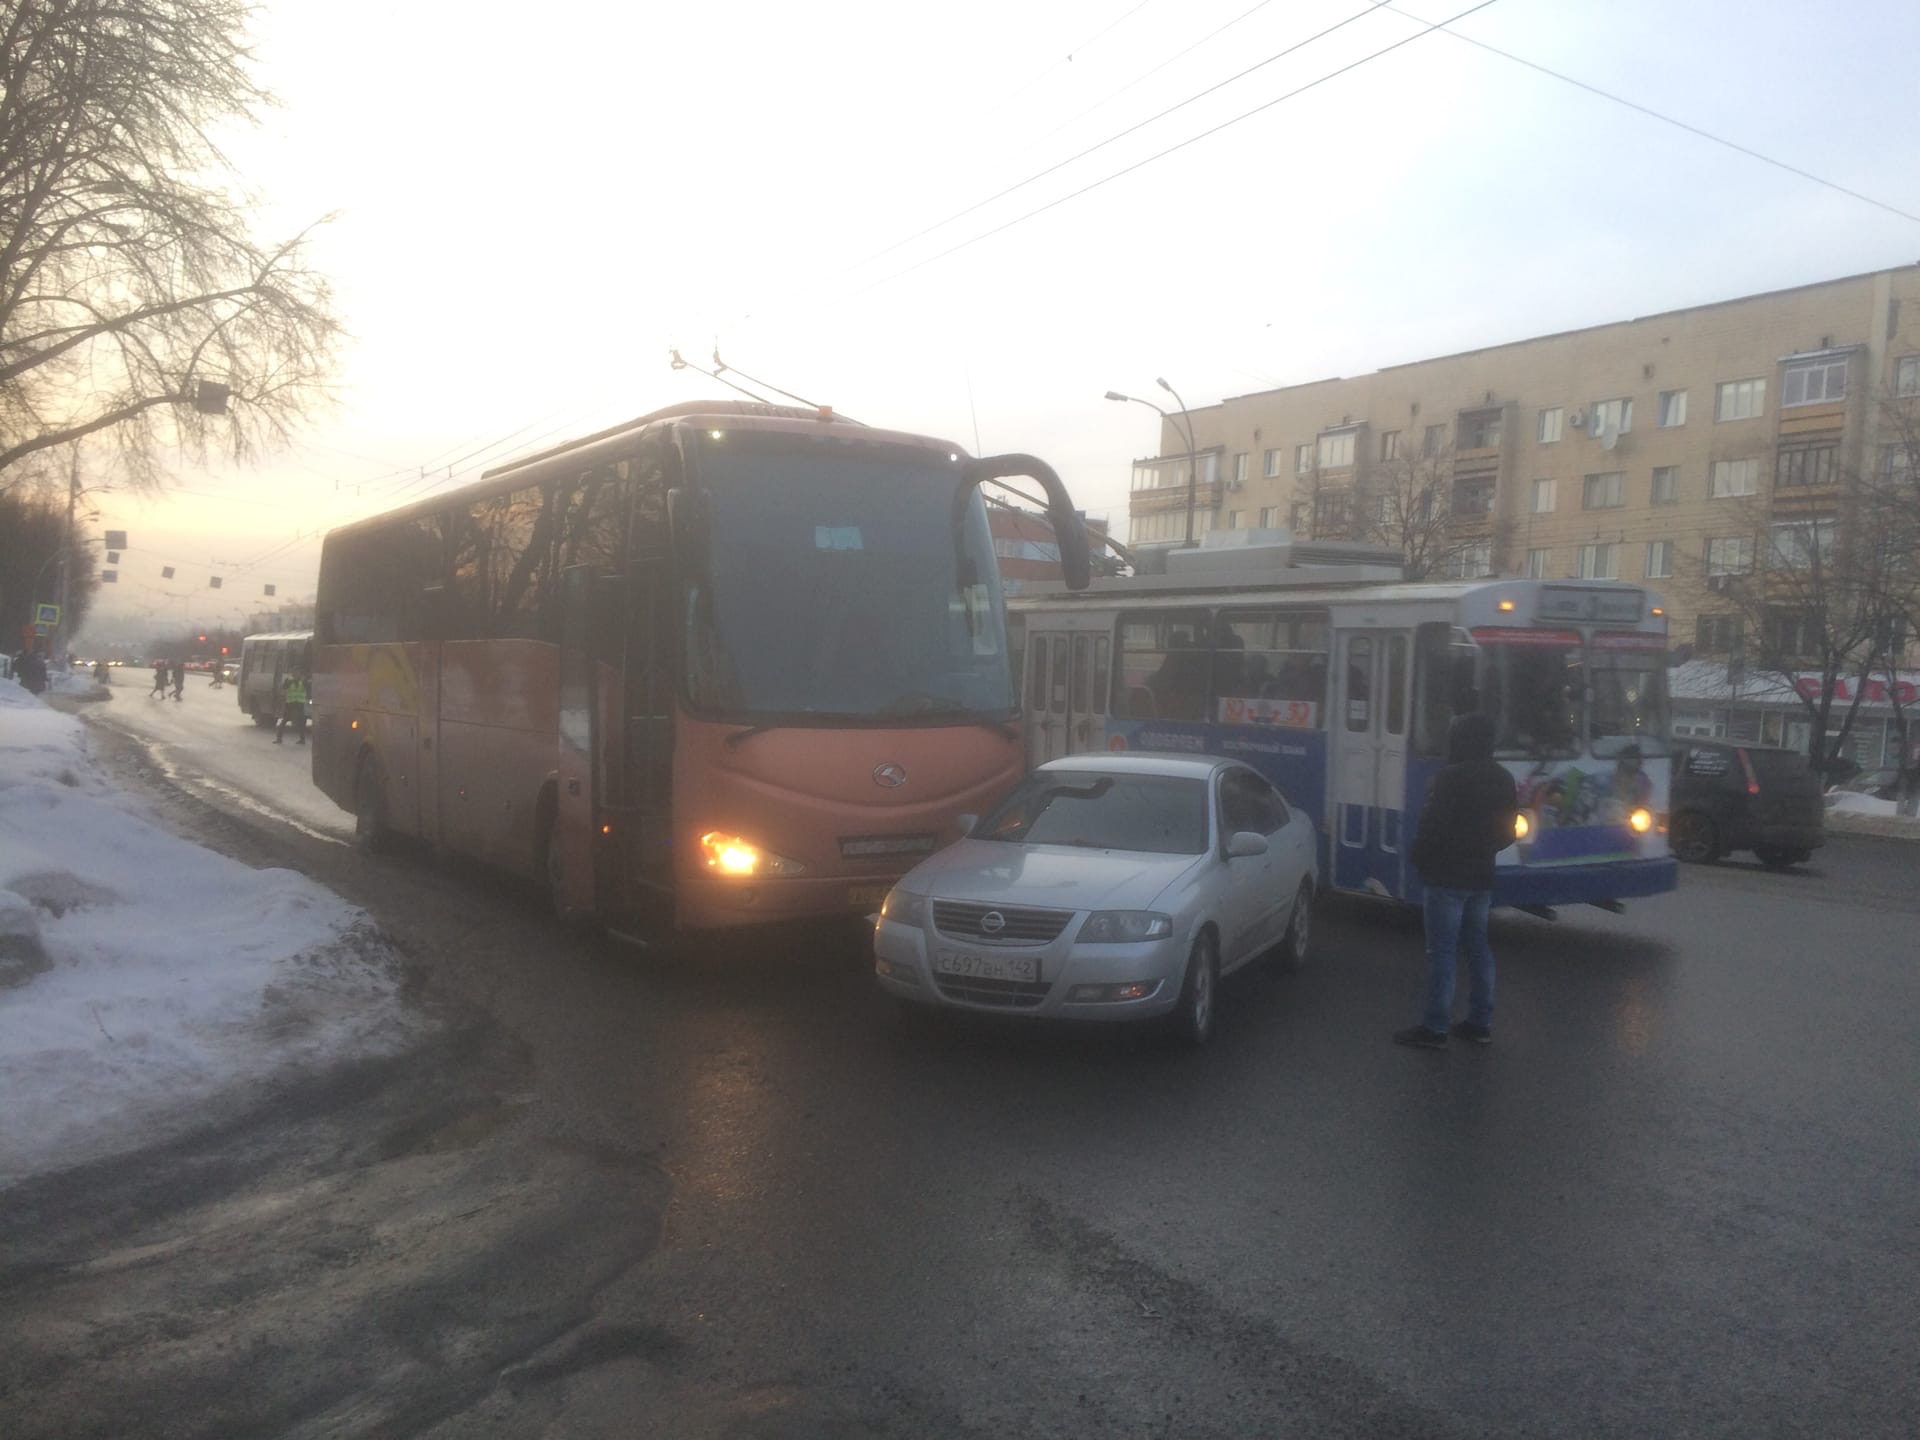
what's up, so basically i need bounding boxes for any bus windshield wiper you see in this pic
[877,694,1017,738]
[723,722,781,750]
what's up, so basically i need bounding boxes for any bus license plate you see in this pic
[935,949,1038,984]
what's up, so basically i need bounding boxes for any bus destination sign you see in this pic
[1535,585,1644,624]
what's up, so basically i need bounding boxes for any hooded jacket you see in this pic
[1410,712,1519,892]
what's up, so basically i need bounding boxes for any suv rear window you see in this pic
[1743,748,1813,782]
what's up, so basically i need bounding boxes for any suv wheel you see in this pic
[1671,811,1718,864]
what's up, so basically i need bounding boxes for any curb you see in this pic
[1824,810,1920,842]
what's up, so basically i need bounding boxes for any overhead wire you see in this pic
[1383,3,1920,227]
[872,0,1500,289]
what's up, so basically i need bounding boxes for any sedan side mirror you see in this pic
[1226,830,1269,859]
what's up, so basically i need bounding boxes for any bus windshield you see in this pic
[684,439,1013,722]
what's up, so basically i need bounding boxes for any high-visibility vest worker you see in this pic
[284,675,309,706]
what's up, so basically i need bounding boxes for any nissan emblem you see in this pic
[981,911,1007,934]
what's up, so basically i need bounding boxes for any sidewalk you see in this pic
[1824,793,1920,842]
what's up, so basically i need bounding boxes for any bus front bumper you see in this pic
[1492,856,1678,909]
[675,874,905,932]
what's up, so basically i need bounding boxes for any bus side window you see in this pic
[1113,610,1210,722]
[1092,635,1110,716]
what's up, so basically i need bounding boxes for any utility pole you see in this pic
[54,448,78,666]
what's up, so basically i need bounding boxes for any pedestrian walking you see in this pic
[1395,711,1518,1050]
[16,645,48,695]
[275,670,309,745]
[150,659,169,697]
[170,658,185,701]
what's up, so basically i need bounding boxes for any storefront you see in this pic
[1670,661,1920,771]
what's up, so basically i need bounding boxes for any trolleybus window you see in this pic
[1345,636,1373,732]
[1114,610,1211,720]
[1211,610,1327,726]
[1589,636,1673,756]
[1481,633,1582,759]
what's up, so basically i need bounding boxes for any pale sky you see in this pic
[85,0,1920,638]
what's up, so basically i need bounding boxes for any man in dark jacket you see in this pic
[1396,711,1518,1049]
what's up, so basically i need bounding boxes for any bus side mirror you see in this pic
[961,455,1091,591]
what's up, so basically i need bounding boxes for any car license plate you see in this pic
[935,949,1039,984]
[848,883,891,911]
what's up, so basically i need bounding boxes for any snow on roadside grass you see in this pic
[0,680,415,1188]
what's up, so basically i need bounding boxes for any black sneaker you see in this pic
[1451,1021,1493,1045]
[1392,1025,1448,1050]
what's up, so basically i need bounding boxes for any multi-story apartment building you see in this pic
[1126,264,1920,668]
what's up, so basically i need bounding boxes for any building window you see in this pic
[1776,444,1837,488]
[1706,536,1755,575]
[1696,614,1739,652]
[1582,471,1624,509]
[1199,452,1220,484]
[1289,499,1309,531]
[1379,429,1401,461]
[1711,458,1759,497]
[1897,355,1920,398]
[1769,519,1837,569]
[1715,377,1765,421]
[1537,407,1563,444]
[1762,607,1824,657]
[1263,447,1280,478]
[1657,390,1688,427]
[1423,423,1446,457]
[1259,505,1280,528]
[1651,466,1679,504]
[1446,540,1494,578]
[1232,452,1249,485]
[1317,431,1356,469]
[1589,397,1633,434]
[1781,355,1848,407]
[1524,547,1549,578]
[1644,539,1674,578]
[1294,443,1312,476]
[1453,477,1495,516]
[1577,543,1618,579]
[1457,409,1503,450]
[1531,478,1554,513]
[1226,510,1241,529]
[1313,490,1353,534]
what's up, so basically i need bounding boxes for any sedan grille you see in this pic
[932,900,1073,946]
[933,973,1051,1008]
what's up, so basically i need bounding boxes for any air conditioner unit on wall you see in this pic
[1568,411,1587,428]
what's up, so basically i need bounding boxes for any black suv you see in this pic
[1670,740,1825,867]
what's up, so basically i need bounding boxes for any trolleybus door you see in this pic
[1068,631,1110,755]
[1027,633,1072,764]
[1331,629,1412,894]
[551,565,599,921]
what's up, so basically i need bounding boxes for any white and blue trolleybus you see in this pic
[1009,543,1678,915]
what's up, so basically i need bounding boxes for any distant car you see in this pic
[1670,740,1825,868]
[873,753,1319,1045]
[1827,766,1900,802]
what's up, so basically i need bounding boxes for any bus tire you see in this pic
[354,755,392,853]
[539,807,598,935]
[251,703,275,729]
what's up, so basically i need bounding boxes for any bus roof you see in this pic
[323,400,969,544]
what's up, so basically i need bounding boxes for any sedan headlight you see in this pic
[880,888,926,925]
[1079,910,1173,943]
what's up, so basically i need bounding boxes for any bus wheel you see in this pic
[354,757,392,853]
[250,702,275,729]
[541,816,598,934]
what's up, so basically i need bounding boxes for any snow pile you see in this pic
[1825,791,1898,817]
[0,680,414,1187]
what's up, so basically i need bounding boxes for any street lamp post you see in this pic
[1105,383,1200,547]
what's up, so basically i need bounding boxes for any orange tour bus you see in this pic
[310,400,1090,934]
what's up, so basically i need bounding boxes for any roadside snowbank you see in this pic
[0,679,413,1187]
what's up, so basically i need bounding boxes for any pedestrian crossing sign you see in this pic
[34,603,60,626]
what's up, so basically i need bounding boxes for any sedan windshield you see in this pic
[683,434,1012,722]
[975,773,1208,855]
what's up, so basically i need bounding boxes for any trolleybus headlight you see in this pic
[1628,807,1653,834]
[699,830,806,878]
[1514,812,1532,841]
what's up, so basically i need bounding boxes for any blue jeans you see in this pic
[1422,885,1494,1033]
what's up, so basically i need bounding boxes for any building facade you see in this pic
[990,504,1111,590]
[1127,264,1920,656]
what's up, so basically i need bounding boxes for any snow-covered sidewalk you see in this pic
[1823,789,1920,840]
[0,675,414,1188]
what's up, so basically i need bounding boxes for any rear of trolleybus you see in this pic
[652,417,1091,931]
[1461,580,1679,911]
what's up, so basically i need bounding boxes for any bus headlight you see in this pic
[1514,812,1532,841]
[699,830,806,878]
[1628,808,1653,834]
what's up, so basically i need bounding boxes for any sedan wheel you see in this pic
[1170,931,1219,1048]
[1277,878,1314,972]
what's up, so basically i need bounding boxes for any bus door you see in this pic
[1331,629,1412,895]
[1068,631,1110,756]
[625,559,675,899]
[551,565,600,920]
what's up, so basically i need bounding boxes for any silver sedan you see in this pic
[873,753,1318,1045]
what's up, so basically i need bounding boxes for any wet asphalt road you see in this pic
[8,684,1918,1436]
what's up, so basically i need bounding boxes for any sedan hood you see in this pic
[902,839,1204,913]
